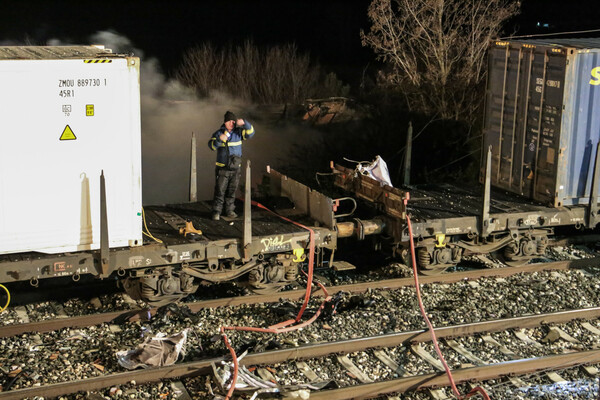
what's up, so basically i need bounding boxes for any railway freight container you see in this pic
[0,46,142,254]
[483,39,600,206]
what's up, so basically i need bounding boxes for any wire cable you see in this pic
[0,284,10,312]
[219,199,332,400]
[429,148,480,173]
[141,207,163,243]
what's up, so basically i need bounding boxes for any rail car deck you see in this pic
[402,182,589,241]
[0,197,334,284]
[332,164,591,242]
[143,200,305,245]
[406,183,562,221]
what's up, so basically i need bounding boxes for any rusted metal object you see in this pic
[334,165,406,220]
[335,219,385,239]
[302,97,357,125]
[268,168,336,229]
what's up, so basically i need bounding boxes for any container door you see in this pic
[483,42,567,204]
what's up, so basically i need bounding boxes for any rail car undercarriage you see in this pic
[120,252,303,305]
[332,149,595,275]
[400,229,551,275]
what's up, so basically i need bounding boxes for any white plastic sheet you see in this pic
[356,155,393,187]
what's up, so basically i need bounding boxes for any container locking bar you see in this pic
[243,160,252,261]
[481,146,492,239]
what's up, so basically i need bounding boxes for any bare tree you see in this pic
[176,41,349,104]
[361,0,519,121]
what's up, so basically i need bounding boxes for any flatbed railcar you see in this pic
[0,163,379,305]
[0,167,350,304]
[332,159,595,275]
[0,46,381,305]
[330,38,600,274]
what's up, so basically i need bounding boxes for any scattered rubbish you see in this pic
[116,329,189,369]
[212,356,332,398]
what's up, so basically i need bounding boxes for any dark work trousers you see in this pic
[213,167,241,215]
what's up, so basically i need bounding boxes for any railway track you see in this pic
[1,253,599,398]
[1,256,598,338]
[2,308,600,399]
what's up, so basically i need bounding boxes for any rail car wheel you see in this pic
[413,245,462,276]
[495,234,548,267]
[247,282,289,295]
[419,265,449,275]
[246,254,299,294]
[491,251,532,267]
[121,270,199,307]
[490,235,548,267]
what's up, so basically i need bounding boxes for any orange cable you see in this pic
[219,200,330,399]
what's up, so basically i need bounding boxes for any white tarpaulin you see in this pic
[356,155,393,187]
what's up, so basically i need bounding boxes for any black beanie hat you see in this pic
[224,111,237,122]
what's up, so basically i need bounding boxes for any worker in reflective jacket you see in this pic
[207,110,255,220]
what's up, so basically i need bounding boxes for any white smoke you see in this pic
[23,30,322,205]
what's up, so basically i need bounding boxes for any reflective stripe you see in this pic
[242,126,254,138]
[228,141,242,146]
[216,162,226,167]
[210,138,216,150]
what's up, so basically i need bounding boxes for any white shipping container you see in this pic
[0,46,142,254]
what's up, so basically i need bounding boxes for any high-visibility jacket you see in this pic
[207,121,255,167]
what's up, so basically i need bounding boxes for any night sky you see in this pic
[1,0,598,87]
[0,0,373,85]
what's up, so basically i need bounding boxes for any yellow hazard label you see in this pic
[59,125,77,140]
[86,104,94,116]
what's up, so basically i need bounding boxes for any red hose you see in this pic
[404,196,491,400]
[220,200,330,399]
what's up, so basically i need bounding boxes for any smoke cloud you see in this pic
[89,30,322,205]
[6,30,322,205]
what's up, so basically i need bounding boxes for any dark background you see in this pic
[2,0,599,88]
[2,0,599,203]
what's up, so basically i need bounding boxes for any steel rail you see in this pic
[307,350,600,399]
[550,233,600,246]
[2,307,600,399]
[0,257,598,338]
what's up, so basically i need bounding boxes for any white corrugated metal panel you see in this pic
[0,45,114,60]
[0,50,142,254]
